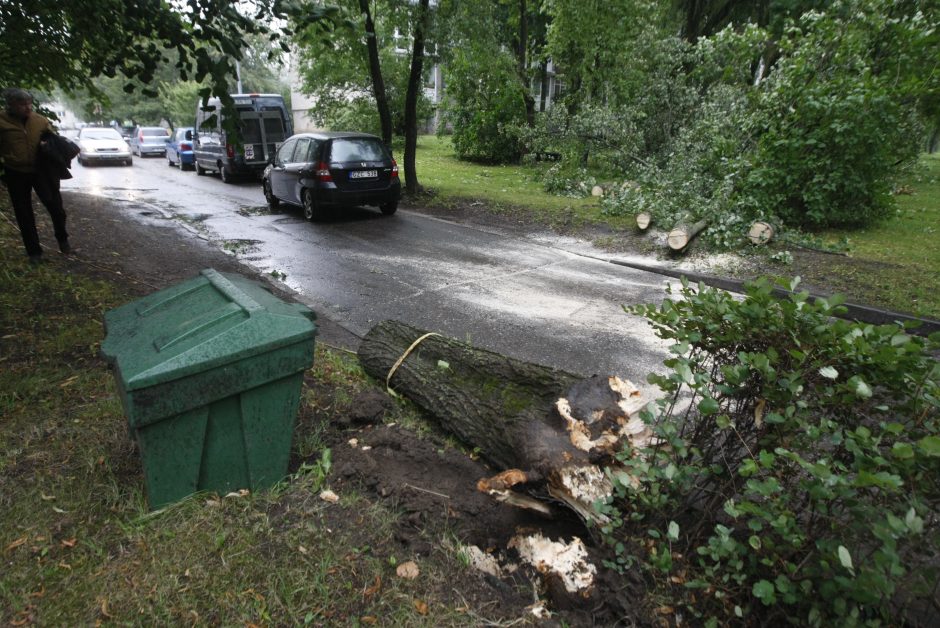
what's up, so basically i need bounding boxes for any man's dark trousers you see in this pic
[3,169,68,256]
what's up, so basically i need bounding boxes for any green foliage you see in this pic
[293,1,432,137]
[439,46,526,163]
[601,278,940,624]
[741,4,929,228]
[540,1,938,246]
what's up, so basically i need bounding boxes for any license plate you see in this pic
[244,144,255,159]
[350,170,378,179]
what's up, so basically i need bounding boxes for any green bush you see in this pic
[742,6,925,229]
[439,46,525,163]
[601,278,940,625]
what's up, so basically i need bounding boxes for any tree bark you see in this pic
[517,0,536,127]
[358,320,580,472]
[403,0,430,195]
[358,0,392,147]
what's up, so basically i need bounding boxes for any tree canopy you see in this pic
[0,0,332,128]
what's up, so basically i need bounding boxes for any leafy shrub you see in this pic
[519,104,643,178]
[439,46,525,163]
[601,278,940,625]
[540,163,597,198]
[741,6,925,229]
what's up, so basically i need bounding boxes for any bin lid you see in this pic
[101,269,316,391]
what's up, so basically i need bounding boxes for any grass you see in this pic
[816,153,940,318]
[0,213,490,626]
[412,135,626,228]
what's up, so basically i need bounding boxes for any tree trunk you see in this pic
[358,320,580,472]
[404,0,430,195]
[359,0,392,147]
[538,61,549,113]
[517,0,536,127]
[667,217,708,251]
[357,321,653,525]
[635,212,652,231]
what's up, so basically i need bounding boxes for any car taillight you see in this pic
[225,144,236,159]
[390,159,399,178]
[181,142,192,151]
[316,162,333,182]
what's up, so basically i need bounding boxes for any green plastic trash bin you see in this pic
[101,268,317,509]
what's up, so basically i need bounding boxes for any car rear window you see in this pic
[329,139,387,162]
[142,128,167,136]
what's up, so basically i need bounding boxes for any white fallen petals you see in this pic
[319,490,339,503]
[348,438,359,448]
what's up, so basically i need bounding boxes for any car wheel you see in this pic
[220,165,233,183]
[196,161,206,176]
[167,154,175,167]
[77,156,83,166]
[263,179,280,209]
[178,158,185,171]
[302,189,320,221]
[380,201,398,216]
[125,158,133,166]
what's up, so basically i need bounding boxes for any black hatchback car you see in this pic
[262,132,401,220]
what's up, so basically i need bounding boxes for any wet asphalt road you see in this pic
[62,154,673,386]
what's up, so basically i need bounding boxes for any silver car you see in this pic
[129,126,170,157]
[76,127,133,167]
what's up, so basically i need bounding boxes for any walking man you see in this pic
[0,88,71,263]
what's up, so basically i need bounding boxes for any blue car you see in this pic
[166,127,195,170]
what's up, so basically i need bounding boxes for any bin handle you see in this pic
[201,269,263,314]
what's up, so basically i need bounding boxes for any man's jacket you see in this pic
[0,110,54,173]
[39,131,80,180]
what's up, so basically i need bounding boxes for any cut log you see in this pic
[357,321,653,523]
[667,218,708,251]
[358,320,581,473]
[635,212,652,231]
[748,220,774,245]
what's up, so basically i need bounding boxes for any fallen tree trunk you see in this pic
[358,321,654,607]
[667,217,708,251]
[357,321,652,522]
[358,320,581,473]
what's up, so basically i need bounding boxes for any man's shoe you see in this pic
[59,240,72,255]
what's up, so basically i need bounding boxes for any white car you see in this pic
[77,127,133,167]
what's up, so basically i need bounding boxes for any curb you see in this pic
[609,258,940,337]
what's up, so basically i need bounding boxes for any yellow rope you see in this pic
[386,332,441,395]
